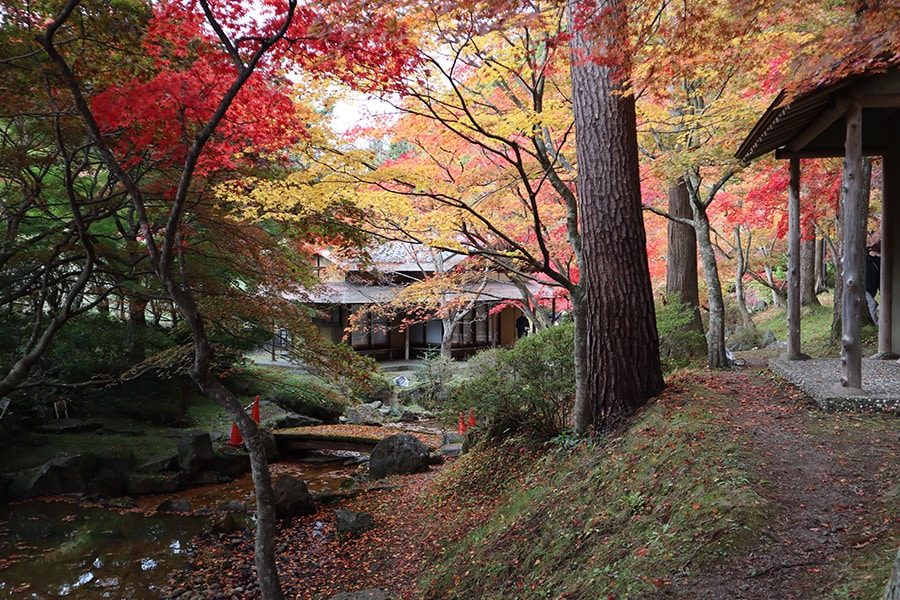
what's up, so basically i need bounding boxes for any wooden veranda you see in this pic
[737,62,900,397]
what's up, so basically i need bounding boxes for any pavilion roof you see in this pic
[737,55,900,163]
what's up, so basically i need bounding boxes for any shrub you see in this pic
[409,351,455,408]
[271,380,345,421]
[356,375,394,405]
[656,299,707,372]
[451,323,575,441]
[38,313,171,382]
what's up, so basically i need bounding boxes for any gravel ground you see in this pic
[769,354,900,411]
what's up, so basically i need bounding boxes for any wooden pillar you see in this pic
[836,101,866,393]
[404,326,410,361]
[878,150,895,356]
[785,156,806,359]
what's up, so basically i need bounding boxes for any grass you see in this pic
[418,375,774,599]
[0,364,348,475]
[0,394,229,473]
[753,295,879,358]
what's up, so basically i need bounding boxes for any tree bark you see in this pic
[733,226,755,331]
[666,179,706,341]
[693,202,729,368]
[814,235,828,293]
[38,4,296,597]
[800,235,821,306]
[838,104,866,390]
[567,0,664,434]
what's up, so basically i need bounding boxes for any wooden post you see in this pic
[877,150,896,356]
[836,101,866,393]
[785,156,807,359]
[404,326,410,361]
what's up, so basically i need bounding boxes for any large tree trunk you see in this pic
[567,0,664,435]
[666,180,706,337]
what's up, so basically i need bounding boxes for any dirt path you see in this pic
[663,360,900,599]
[162,360,899,599]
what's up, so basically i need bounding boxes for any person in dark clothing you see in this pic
[516,314,529,338]
[865,240,881,324]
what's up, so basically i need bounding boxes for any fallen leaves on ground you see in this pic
[277,424,442,449]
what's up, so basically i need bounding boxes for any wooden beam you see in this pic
[857,94,900,109]
[776,147,887,160]
[787,97,848,153]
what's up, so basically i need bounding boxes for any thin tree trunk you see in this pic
[814,235,828,293]
[694,204,728,368]
[38,5,294,596]
[127,294,148,365]
[801,234,821,305]
[734,226,755,330]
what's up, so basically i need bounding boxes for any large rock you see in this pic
[334,509,375,536]
[272,474,315,518]
[178,431,215,477]
[368,433,431,480]
[342,403,385,426]
[212,448,251,477]
[125,473,180,496]
[157,498,192,513]
[269,414,323,429]
[6,454,96,499]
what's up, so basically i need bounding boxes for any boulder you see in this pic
[441,432,465,446]
[136,454,178,474]
[157,498,192,513]
[440,443,463,458]
[178,431,215,477]
[334,509,375,536]
[125,473,180,496]
[272,474,315,518]
[342,404,384,426]
[204,512,250,535]
[217,500,248,512]
[211,448,250,477]
[6,454,96,499]
[269,414,323,429]
[368,433,431,480]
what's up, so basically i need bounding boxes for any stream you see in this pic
[0,456,357,599]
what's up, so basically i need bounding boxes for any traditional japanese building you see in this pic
[737,60,900,396]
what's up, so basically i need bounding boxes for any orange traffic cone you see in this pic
[468,409,476,429]
[252,395,260,423]
[229,422,243,446]
[458,412,467,435]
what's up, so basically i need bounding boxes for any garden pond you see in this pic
[0,457,357,599]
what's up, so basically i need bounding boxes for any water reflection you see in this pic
[0,454,355,599]
[0,501,202,599]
